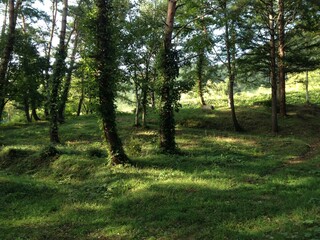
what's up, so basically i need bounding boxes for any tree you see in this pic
[49,0,68,143]
[267,0,278,133]
[94,0,130,165]
[277,0,285,116]
[159,0,179,153]
[58,18,80,123]
[0,0,22,121]
[221,0,243,131]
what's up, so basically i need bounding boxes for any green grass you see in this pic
[1,91,320,239]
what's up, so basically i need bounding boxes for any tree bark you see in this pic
[278,0,286,116]
[49,0,68,143]
[269,0,278,133]
[95,0,130,165]
[0,0,22,121]
[58,22,79,123]
[159,0,178,153]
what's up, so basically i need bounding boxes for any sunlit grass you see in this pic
[0,87,320,239]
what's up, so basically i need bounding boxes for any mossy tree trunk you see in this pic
[49,0,68,143]
[159,0,178,153]
[95,0,130,165]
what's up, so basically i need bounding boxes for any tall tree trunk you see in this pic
[95,0,130,165]
[58,22,79,123]
[44,0,58,119]
[159,0,178,153]
[269,0,278,133]
[278,0,286,116]
[49,0,68,143]
[197,48,206,106]
[224,3,242,132]
[0,0,22,121]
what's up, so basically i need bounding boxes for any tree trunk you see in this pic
[134,80,141,127]
[141,62,149,128]
[49,0,68,143]
[44,0,58,119]
[197,48,206,106]
[269,0,278,133]
[32,107,40,121]
[95,0,130,165]
[278,0,286,116]
[58,22,79,123]
[0,0,22,120]
[23,96,31,122]
[77,78,84,116]
[224,2,242,132]
[159,0,178,153]
[305,71,310,104]
[0,99,5,121]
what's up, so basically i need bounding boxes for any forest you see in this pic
[0,0,320,239]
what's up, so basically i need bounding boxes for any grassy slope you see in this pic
[1,92,320,239]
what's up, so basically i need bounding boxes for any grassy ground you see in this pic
[1,91,320,239]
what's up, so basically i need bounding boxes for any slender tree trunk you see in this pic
[305,70,310,104]
[269,0,278,133]
[150,68,157,109]
[44,0,58,119]
[95,0,130,165]
[0,0,22,121]
[278,0,286,116]
[224,3,242,132]
[197,48,206,106]
[134,80,140,127]
[49,0,68,143]
[77,78,84,116]
[159,0,178,153]
[58,23,79,123]
[141,62,149,128]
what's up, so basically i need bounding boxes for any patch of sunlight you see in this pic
[272,177,316,187]
[71,202,107,211]
[135,130,157,137]
[4,216,52,227]
[212,136,258,148]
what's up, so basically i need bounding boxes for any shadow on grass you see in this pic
[105,177,320,239]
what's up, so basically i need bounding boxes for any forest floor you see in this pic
[0,102,320,239]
